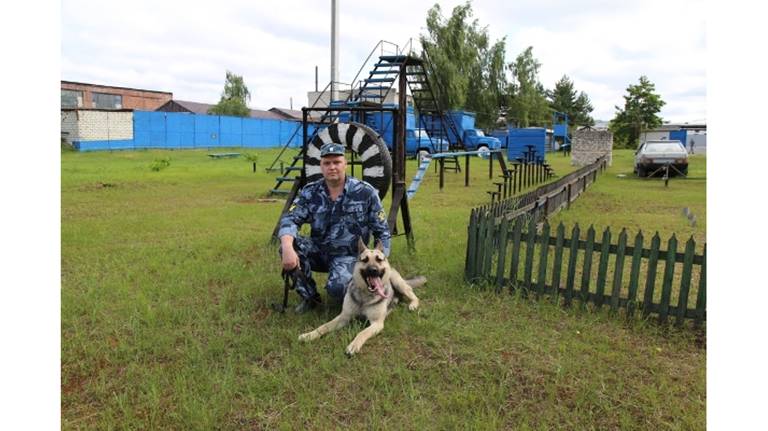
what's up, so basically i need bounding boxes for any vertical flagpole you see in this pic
[331,0,340,102]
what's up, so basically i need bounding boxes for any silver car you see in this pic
[634,140,689,177]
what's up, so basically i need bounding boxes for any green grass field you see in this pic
[62,148,705,429]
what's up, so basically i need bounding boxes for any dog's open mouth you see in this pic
[361,267,387,298]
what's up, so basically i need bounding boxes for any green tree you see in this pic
[420,2,507,128]
[609,76,665,148]
[548,75,595,130]
[208,71,252,117]
[507,47,550,128]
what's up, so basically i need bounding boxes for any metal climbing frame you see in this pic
[271,101,414,250]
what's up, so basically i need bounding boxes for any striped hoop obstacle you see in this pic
[304,122,393,199]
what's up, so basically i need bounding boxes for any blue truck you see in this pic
[422,110,502,156]
[405,128,449,156]
[342,106,448,156]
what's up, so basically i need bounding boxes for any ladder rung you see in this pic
[269,189,290,195]
[365,78,396,83]
[275,176,299,182]
[378,55,407,62]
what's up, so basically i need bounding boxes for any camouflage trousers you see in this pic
[280,236,356,301]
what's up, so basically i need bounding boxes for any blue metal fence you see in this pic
[73,111,306,152]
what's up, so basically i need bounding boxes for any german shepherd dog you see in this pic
[298,238,425,356]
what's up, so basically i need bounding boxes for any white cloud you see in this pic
[62,0,705,122]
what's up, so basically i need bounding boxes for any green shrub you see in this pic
[61,137,75,152]
[243,152,258,172]
[149,158,171,172]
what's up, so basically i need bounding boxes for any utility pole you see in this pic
[330,0,339,102]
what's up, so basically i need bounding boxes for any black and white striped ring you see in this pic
[304,122,392,199]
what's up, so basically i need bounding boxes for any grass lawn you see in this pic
[62,148,705,429]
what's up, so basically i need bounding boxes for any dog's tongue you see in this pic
[367,276,387,298]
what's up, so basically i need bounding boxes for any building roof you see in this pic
[648,122,707,132]
[160,100,286,120]
[268,107,303,120]
[61,80,172,95]
[268,107,322,122]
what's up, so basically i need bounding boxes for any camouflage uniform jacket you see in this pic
[278,176,392,256]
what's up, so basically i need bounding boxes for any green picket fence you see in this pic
[465,215,706,327]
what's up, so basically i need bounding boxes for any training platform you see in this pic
[207,152,241,159]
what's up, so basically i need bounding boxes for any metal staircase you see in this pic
[267,40,465,196]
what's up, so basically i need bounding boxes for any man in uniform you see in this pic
[278,142,391,313]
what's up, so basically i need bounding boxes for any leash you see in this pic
[272,266,307,313]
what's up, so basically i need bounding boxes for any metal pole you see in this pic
[465,154,470,186]
[489,152,493,179]
[330,0,339,102]
[440,158,445,190]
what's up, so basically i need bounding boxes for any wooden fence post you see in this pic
[495,216,511,291]
[465,209,477,280]
[642,233,662,318]
[610,229,628,312]
[564,224,580,306]
[658,235,678,324]
[580,225,597,307]
[694,244,707,327]
[594,227,612,309]
[675,236,696,327]
[509,218,524,293]
[523,216,537,295]
[551,223,566,304]
[536,221,550,298]
[626,231,644,318]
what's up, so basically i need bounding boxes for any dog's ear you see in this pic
[374,239,384,252]
[357,237,367,254]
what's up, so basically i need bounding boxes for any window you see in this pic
[92,92,123,109]
[61,89,83,108]
[645,142,685,153]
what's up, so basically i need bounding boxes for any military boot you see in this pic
[294,293,322,314]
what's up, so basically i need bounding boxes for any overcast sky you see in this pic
[61,0,706,123]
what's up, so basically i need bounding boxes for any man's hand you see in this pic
[280,235,299,271]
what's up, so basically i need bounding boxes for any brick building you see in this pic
[61,81,172,110]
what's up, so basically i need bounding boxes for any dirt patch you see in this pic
[78,182,118,191]
[233,196,281,204]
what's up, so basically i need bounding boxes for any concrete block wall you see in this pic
[60,111,79,144]
[75,110,134,140]
[572,129,613,166]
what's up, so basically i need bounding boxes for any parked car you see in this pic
[634,140,689,177]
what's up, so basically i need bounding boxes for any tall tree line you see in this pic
[420,2,594,130]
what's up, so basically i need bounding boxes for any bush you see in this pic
[149,158,171,172]
[61,137,75,152]
[243,152,258,172]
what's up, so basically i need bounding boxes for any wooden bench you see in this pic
[207,152,241,159]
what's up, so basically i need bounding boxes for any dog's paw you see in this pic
[345,341,362,356]
[298,331,316,342]
[408,299,420,311]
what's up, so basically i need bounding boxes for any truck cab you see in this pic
[462,128,502,155]
[405,128,449,157]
